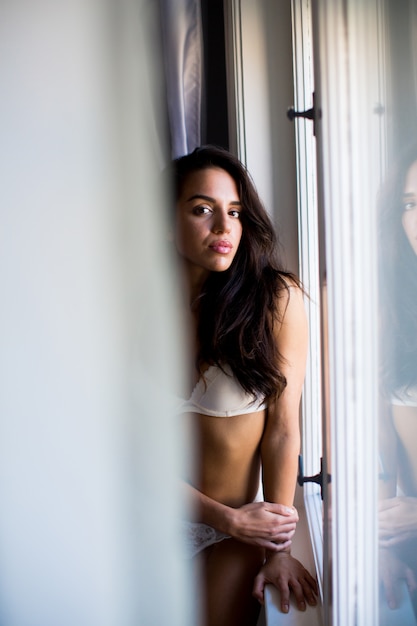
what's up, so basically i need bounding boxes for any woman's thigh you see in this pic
[201,538,264,626]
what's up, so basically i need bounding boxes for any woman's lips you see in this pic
[209,240,233,254]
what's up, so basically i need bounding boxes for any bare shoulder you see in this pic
[271,278,308,365]
[275,277,307,327]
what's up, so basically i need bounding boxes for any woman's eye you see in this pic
[229,209,241,218]
[193,205,211,215]
[403,200,416,211]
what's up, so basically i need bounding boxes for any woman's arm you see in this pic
[379,496,417,547]
[378,397,398,499]
[378,399,417,605]
[182,481,298,551]
[261,284,307,506]
[253,285,318,612]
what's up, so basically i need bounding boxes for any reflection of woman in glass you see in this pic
[378,143,417,611]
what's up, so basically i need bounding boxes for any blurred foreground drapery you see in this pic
[0,1,196,624]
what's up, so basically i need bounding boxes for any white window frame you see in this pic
[290,0,324,597]
[313,1,385,624]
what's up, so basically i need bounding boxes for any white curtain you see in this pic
[160,0,203,158]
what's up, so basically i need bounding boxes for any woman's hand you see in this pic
[379,547,417,609]
[226,501,298,551]
[379,497,417,548]
[252,550,318,613]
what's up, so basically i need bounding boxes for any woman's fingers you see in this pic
[265,502,299,520]
[252,552,318,613]
[228,501,299,547]
[237,502,297,535]
[261,538,292,552]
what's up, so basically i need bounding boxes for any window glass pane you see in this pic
[378,1,417,622]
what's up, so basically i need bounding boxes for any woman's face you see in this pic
[402,159,417,256]
[175,166,243,282]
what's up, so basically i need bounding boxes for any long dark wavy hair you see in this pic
[378,142,417,398]
[172,145,302,400]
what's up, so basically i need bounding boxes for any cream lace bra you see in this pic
[177,363,267,417]
[391,385,417,407]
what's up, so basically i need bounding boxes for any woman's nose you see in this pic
[212,211,231,233]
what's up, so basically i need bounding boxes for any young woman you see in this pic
[171,145,318,625]
[378,143,417,613]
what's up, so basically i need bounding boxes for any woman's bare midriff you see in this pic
[184,409,267,508]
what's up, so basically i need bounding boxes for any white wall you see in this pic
[239,1,299,275]
[0,1,195,625]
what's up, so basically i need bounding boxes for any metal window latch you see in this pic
[297,455,331,500]
[287,92,320,136]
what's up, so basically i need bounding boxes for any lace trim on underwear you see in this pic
[182,521,230,558]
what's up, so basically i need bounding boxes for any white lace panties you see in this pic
[183,521,230,558]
